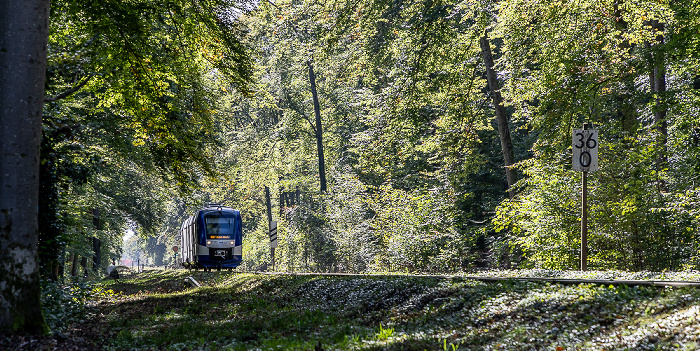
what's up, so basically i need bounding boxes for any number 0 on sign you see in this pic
[572,129,599,172]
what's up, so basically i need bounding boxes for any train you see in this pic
[180,203,243,271]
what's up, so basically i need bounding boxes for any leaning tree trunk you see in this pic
[480,35,517,198]
[307,60,327,193]
[0,0,51,334]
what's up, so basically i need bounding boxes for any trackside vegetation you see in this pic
[41,270,700,350]
[3,0,700,340]
[36,0,700,284]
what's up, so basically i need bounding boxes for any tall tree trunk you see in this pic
[307,60,327,193]
[71,253,79,277]
[480,35,517,198]
[648,20,668,170]
[614,0,639,135]
[80,256,88,277]
[39,133,62,281]
[0,0,51,334]
[265,186,273,222]
[92,237,101,271]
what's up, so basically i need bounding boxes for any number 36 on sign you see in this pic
[572,128,599,172]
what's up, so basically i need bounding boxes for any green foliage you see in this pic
[40,0,254,278]
[376,322,395,340]
[46,0,252,189]
[492,0,700,270]
[78,270,700,350]
[443,338,461,351]
[367,184,465,272]
[40,280,112,333]
[198,0,514,273]
[40,0,700,275]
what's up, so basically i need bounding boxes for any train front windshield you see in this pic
[204,214,236,240]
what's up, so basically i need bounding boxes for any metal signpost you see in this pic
[269,221,278,249]
[572,123,598,271]
[269,221,278,270]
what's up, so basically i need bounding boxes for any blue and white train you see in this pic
[180,203,243,271]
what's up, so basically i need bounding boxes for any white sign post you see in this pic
[573,123,598,271]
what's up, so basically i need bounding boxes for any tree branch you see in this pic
[285,93,317,134]
[44,75,93,102]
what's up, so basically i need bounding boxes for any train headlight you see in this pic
[206,241,212,245]
[230,241,234,245]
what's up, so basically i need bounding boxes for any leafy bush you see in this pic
[41,280,92,333]
[41,280,120,333]
[495,132,700,271]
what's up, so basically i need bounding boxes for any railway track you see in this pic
[253,271,700,288]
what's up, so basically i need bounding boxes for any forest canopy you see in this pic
[40,0,700,279]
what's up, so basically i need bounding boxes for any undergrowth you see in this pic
[65,269,700,350]
[41,280,121,333]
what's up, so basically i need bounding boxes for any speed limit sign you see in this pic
[572,128,599,172]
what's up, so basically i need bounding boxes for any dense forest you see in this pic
[19,0,700,284]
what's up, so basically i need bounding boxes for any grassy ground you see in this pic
[58,269,700,350]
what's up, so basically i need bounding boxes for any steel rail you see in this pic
[254,271,700,288]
